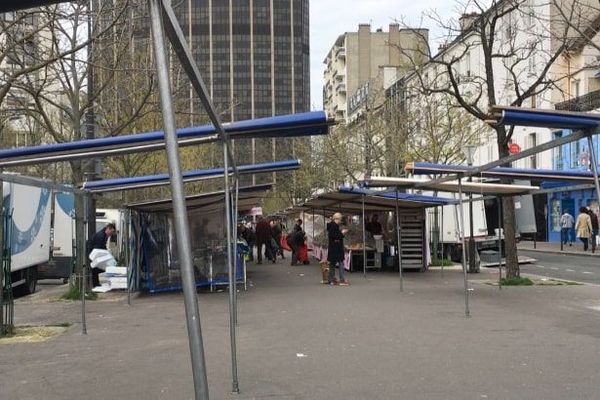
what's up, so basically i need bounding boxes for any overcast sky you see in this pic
[309,0,463,110]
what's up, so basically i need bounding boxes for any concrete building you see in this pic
[322,23,428,122]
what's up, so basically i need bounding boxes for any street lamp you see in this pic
[463,144,479,273]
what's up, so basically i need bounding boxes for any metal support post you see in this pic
[362,195,367,278]
[232,177,239,325]
[80,193,88,334]
[148,1,210,398]
[497,197,503,290]
[586,132,600,254]
[440,205,444,278]
[457,178,470,317]
[395,189,403,292]
[223,146,239,393]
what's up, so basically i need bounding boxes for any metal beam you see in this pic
[419,129,590,188]
[160,0,237,174]
[0,173,87,194]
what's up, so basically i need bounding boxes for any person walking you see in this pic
[559,211,574,246]
[327,212,349,286]
[586,208,599,252]
[255,216,272,264]
[289,224,305,266]
[575,207,593,251]
[270,219,285,260]
[89,223,116,287]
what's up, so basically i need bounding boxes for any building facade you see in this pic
[168,0,310,180]
[322,23,428,122]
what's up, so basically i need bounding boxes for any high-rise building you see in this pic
[170,0,311,178]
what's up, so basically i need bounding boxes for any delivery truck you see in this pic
[3,181,53,295]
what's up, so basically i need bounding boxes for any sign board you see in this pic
[249,207,262,216]
[508,143,521,154]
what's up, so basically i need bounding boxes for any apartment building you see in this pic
[322,23,428,122]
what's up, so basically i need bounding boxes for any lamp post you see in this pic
[464,144,479,273]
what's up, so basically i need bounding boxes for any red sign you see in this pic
[508,143,521,155]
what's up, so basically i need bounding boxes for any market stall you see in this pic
[295,187,449,280]
[126,184,272,293]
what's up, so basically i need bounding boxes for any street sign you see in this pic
[508,143,521,154]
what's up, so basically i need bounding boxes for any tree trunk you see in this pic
[496,126,520,278]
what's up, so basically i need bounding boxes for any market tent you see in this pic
[361,176,538,195]
[127,183,273,213]
[0,111,329,168]
[300,186,449,213]
[83,160,300,192]
[489,106,600,129]
[407,162,600,183]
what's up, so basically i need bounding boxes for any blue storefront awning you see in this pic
[83,159,300,192]
[0,111,329,168]
[491,106,600,130]
[408,162,600,183]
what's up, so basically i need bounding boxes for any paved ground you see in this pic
[519,250,600,285]
[518,240,600,257]
[2,256,600,400]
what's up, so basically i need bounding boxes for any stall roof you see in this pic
[127,183,273,213]
[489,106,600,129]
[298,186,450,214]
[0,1,63,12]
[83,160,300,192]
[361,177,538,195]
[407,162,598,183]
[0,111,329,168]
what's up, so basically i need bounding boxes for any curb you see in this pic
[518,246,600,258]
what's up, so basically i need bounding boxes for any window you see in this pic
[571,79,580,98]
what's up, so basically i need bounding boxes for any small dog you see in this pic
[319,260,330,284]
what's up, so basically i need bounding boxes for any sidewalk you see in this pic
[518,240,600,257]
[2,258,600,399]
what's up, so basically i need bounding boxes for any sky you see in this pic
[309,0,461,110]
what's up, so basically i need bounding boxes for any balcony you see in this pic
[555,89,600,112]
[335,47,346,59]
[335,82,346,93]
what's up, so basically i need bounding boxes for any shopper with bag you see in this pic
[255,216,273,264]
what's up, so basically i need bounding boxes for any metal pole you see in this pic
[440,206,446,278]
[223,147,239,393]
[457,178,470,317]
[81,193,87,335]
[497,197,503,290]
[362,195,367,278]
[395,189,403,292]
[232,177,239,325]
[586,133,600,253]
[147,1,210,398]
[0,176,3,333]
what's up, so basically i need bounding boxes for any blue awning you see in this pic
[338,186,451,206]
[0,111,329,168]
[491,106,600,129]
[83,160,300,192]
[0,1,64,12]
[408,162,598,183]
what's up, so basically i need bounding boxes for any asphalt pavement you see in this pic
[520,250,600,285]
[2,257,600,400]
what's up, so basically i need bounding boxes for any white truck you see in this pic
[427,192,496,262]
[3,181,53,295]
[38,191,76,282]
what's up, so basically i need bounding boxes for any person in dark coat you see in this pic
[327,212,348,285]
[290,224,305,266]
[255,216,273,264]
[270,219,285,260]
[587,207,599,251]
[90,223,116,287]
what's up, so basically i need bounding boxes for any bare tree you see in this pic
[393,0,600,277]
